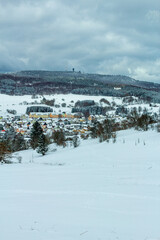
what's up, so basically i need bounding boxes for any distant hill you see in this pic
[0,70,160,102]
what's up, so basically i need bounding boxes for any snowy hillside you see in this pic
[0,129,160,240]
[0,93,122,117]
[0,93,159,118]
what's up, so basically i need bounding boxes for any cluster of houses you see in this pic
[0,109,108,140]
[1,100,159,141]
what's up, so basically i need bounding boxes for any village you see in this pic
[0,96,110,139]
[0,94,160,147]
[0,109,107,141]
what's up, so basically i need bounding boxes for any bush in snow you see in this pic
[89,118,116,143]
[52,130,66,147]
[3,127,27,152]
[7,109,17,115]
[100,98,110,105]
[72,135,80,148]
[135,114,154,131]
[0,141,11,163]
[61,103,66,107]
[156,123,160,132]
[41,97,55,106]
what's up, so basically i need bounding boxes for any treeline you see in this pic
[1,71,160,103]
[89,118,117,143]
[72,86,160,103]
[89,108,159,143]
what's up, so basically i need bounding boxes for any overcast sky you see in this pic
[0,0,160,82]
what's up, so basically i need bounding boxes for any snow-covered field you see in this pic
[0,129,160,240]
[0,93,159,119]
[0,93,123,117]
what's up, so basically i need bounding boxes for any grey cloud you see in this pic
[0,0,159,82]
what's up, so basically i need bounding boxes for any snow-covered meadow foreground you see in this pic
[0,129,160,240]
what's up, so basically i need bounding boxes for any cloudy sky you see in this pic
[0,0,160,82]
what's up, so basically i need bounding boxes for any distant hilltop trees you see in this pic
[0,70,160,102]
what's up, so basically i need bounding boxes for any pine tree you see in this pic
[30,121,43,149]
[36,133,49,156]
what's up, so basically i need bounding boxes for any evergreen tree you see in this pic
[36,133,49,156]
[30,121,43,149]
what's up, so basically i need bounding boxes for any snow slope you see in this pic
[0,129,160,240]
